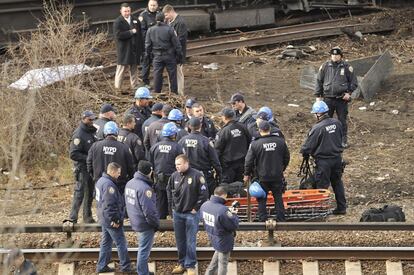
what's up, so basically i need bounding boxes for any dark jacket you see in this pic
[145,22,182,59]
[235,105,256,126]
[169,14,188,63]
[144,117,170,151]
[150,137,185,177]
[118,128,145,167]
[301,115,344,159]
[139,9,159,41]
[113,15,144,65]
[200,196,239,253]
[176,125,189,142]
[315,60,358,98]
[93,117,111,141]
[167,167,209,213]
[69,122,97,169]
[126,104,152,141]
[200,116,217,140]
[125,172,160,232]
[86,136,135,184]
[178,132,222,174]
[96,173,126,228]
[215,120,251,164]
[12,259,37,275]
[247,120,284,140]
[142,114,161,138]
[244,134,290,182]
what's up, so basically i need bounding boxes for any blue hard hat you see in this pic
[134,87,153,99]
[258,106,273,121]
[161,122,178,137]
[249,180,266,198]
[168,109,184,121]
[311,101,329,114]
[103,121,119,136]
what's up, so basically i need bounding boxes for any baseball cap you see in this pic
[228,93,244,103]
[151,102,164,112]
[100,103,116,114]
[256,111,270,121]
[185,98,196,108]
[258,120,271,131]
[82,110,96,120]
[220,107,235,118]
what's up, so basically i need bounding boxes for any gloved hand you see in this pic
[302,153,310,160]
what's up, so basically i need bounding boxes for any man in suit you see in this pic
[113,3,144,90]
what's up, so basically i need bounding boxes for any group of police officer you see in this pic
[114,1,187,95]
[66,44,355,274]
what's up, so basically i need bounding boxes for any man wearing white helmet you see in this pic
[301,101,346,215]
[126,87,153,140]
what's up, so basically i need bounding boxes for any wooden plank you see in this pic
[263,261,280,275]
[98,262,115,275]
[302,260,319,275]
[386,260,403,275]
[345,260,362,275]
[149,262,156,274]
[228,261,237,275]
[58,263,75,275]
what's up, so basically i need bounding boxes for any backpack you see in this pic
[360,205,406,222]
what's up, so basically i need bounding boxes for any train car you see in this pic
[0,0,377,46]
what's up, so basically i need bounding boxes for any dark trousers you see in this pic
[202,170,216,196]
[325,97,348,143]
[315,157,347,211]
[69,168,94,222]
[156,188,169,219]
[153,54,177,93]
[222,161,244,184]
[141,55,152,85]
[257,181,285,222]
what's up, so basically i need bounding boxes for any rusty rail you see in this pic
[1,247,414,262]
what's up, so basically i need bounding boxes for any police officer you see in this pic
[247,107,284,140]
[168,108,188,141]
[215,108,251,184]
[244,121,290,222]
[140,0,160,87]
[167,154,208,275]
[200,186,239,275]
[68,110,97,224]
[315,46,357,148]
[118,114,145,168]
[150,122,185,219]
[125,160,159,275]
[179,117,222,196]
[191,103,217,140]
[301,101,346,215]
[163,4,188,95]
[95,162,131,273]
[126,87,153,141]
[94,103,117,140]
[87,121,135,195]
[144,104,172,152]
[142,102,163,138]
[5,248,37,275]
[145,12,182,94]
[229,92,256,126]
[183,98,196,124]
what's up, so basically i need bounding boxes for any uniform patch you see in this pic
[188,178,193,184]
[138,16,143,22]
[200,176,206,184]
[133,20,138,24]
[146,190,152,198]
[227,211,233,217]
[349,66,354,73]
[137,139,142,146]
[73,138,80,145]
[201,185,207,191]
[109,187,115,194]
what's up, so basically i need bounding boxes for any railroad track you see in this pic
[0,247,412,274]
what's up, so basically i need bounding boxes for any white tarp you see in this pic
[9,64,97,90]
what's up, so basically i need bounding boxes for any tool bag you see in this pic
[360,205,406,222]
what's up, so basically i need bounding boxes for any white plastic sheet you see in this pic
[9,64,97,90]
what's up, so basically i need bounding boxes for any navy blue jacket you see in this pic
[200,196,239,253]
[93,117,111,141]
[69,122,97,169]
[125,172,160,232]
[96,173,126,228]
[301,115,343,159]
[126,104,152,141]
[150,137,185,176]
[247,120,284,140]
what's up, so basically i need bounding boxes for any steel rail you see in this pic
[186,20,395,56]
[187,19,346,48]
[1,222,413,235]
[1,247,414,262]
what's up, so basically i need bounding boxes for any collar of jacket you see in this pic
[134,171,154,187]
[210,195,226,204]
[102,172,118,185]
[316,113,330,123]
[80,122,97,133]
[105,135,117,141]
